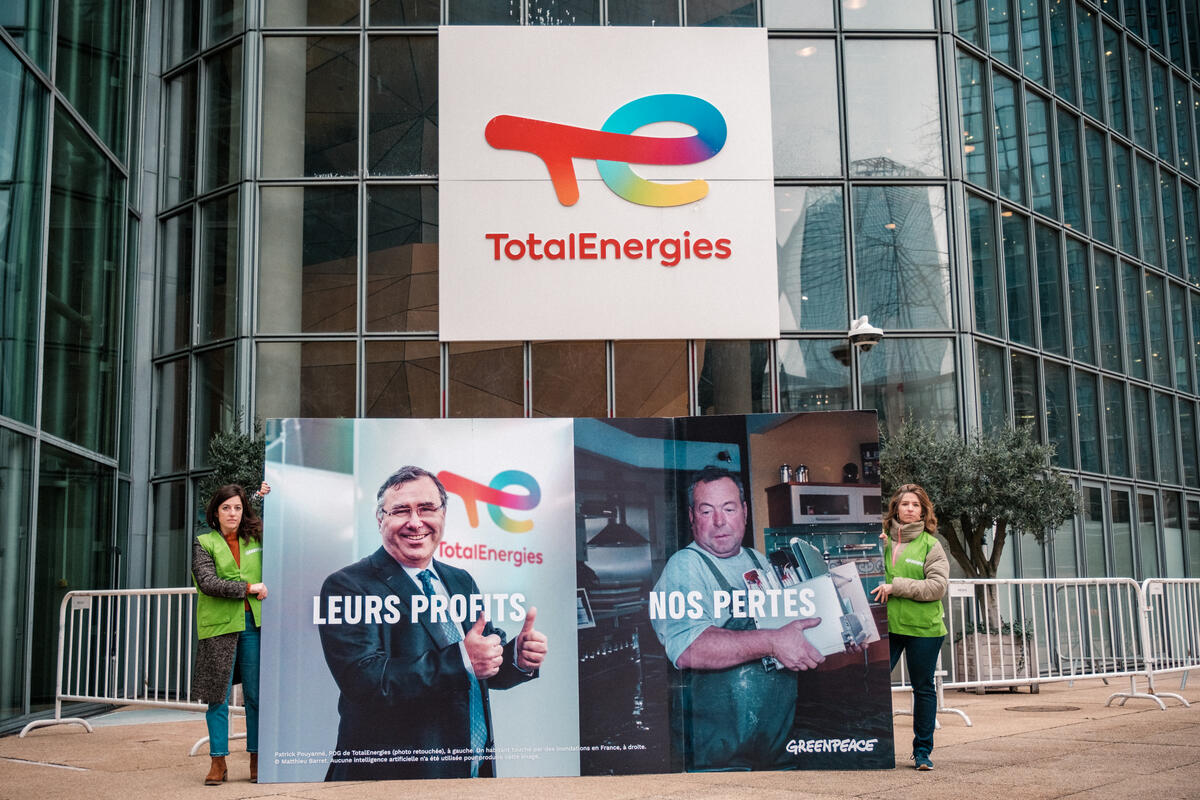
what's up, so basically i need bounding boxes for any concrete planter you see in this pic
[954,632,1031,690]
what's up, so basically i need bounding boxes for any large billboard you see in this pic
[438,26,779,341]
[257,413,893,782]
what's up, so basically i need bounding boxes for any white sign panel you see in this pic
[439,26,779,341]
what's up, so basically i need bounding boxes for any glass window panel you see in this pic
[262,36,359,178]
[1131,384,1154,480]
[199,191,239,343]
[1018,0,1045,82]
[614,340,687,417]
[1082,485,1107,577]
[993,73,1026,204]
[1057,110,1084,231]
[3,0,54,72]
[56,0,131,156]
[853,186,951,330]
[977,341,1009,433]
[959,52,992,189]
[1045,360,1074,467]
[265,0,359,25]
[32,447,114,705]
[777,338,852,412]
[1190,499,1200,576]
[1128,43,1152,149]
[150,480,188,587]
[369,0,440,25]
[1167,0,1185,70]
[989,0,1017,67]
[1156,392,1180,483]
[154,358,189,475]
[448,0,519,23]
[1111,488,1134,577]
[968,194,1001,336]
[0,429,31,716]
[1053,518,1077,577]
[256,341,356,418]
[120,215,137,472]
[1094,250,1122,370]
[194,346,236,468]
[685,0,756,26]
[776,186,846,331]
[1027,93,1055,217]
[1103,23,1127,136]
[1037,224,1066,355]
[1066,237,1095,363]
[1145,272,1169,385]
[204,42,242,191]
[1164,492,1185,577]
[842,0,934,28]
[860,338,958,436]
[955,0,982,45]
[364,340,441,418]
[259,186,357,334]
[1003,211,1035,345]
[210,0,244,42]
[770,39,839,177]
[163,67,197,207]
[1194,291,1200,386]
[1145,0,1165,53]
[1019,524,1046,576]
[1076,370,1101,471]
[1113,142,1137,255]
[367,185,438,332]
[528,0,600,24]
[1011,350,1040,432]
[0,48,46,425]
[1181,401,1199,487]
[1123,262,1148,379]
[531,340,605,418]
[42,109,124,455]
[1104,378,1130,476]
[1183,183,1200,286]
[1125,0,1143,41]
[1171,283,1191,391]
[1138,492,1160,578]
[765,0,832,28]
[1151,59,1172,161]
[157,211,193,354]
[696,340,769,415]
[844,39,942,177]
[1073,4,1096,116]
[449,342,524,417]
[368,36,437,177]
[1085,127,1112,243]
[1162,172,1182,277]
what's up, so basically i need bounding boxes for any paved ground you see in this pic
[2,678,1199,800]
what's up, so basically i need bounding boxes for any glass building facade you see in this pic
[2,0,1200,731]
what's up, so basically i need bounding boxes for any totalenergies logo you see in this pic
[438,470,541,533]
[485,93,727,208]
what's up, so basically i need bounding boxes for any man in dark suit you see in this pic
[318,465,548,780]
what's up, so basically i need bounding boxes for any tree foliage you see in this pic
[880,421,1078,580]
[195,418,267,530]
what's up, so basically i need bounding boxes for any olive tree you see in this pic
[195,418,267,530]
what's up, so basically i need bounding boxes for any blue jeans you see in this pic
[889,632,944,757]
[206,610,260,756]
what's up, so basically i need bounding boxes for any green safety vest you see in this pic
[193,530,263,640]
[884,530,947,637]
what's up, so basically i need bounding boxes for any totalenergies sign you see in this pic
[438,26,779,342]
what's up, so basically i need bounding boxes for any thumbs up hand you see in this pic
[515,606,548,672]
[464,614,504,679]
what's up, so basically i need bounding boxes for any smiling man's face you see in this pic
[378,476,445,568]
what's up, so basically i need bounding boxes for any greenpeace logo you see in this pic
[786,738,879,755]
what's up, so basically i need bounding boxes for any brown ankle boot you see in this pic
[249,753,258,783]
[204,756,227,785]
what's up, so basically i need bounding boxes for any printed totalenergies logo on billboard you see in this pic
[485,94,727,207]
[438,469,541,533]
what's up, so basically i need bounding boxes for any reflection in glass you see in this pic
[1194,292,1200,391]
[1027,93,1055,217]
[1122,262,1148,380]
[1018,0,1045,82]
[194,346,236,468]
[447,0,519,23]
[154,358,189,476]
[1152,60,1172,161]
[1164,492,1184,577]
[1191,500,1200,576]
[56,0,130,156]
[1174,75,1194,176]
[1113,142,1137,256]
[1131,385,1154,481]
[852,186,951,330]
[1072,5,1095,116]
[765,0,831,28]
[204,43,242,191]
[1171,283,1191,391]
[1138,493,1159,578]
[1036,224,1065,355]
[150,480,187,587]
[1145,273,1169,386]
[1085,127,1111,243]
[1044,360,1073,468]
[1180,401,1199,488]
[1011,351,1039,433]
[256,341,356,419]
[0,48,47,424]
[163,67,198,207]
[42,110,124,455]
[199,191,238,342]
[210,0,244,41]
[976,341,1008,433]
[860,338,958,435]
[1053,518,1077,577]
[1185,184,1200,284]
[776,187,845,331]
[367,185,438,332]
[697,340,768,415]
[844,40,942,177]
[959,53,991,189]
[614,341,687,417]
[1128,44,1151,149]
[1094,251,1121,370]
[1066,237,1094,364]
[1057,110,1084,230]
[1104,378,1130,477]
[365,341,441,418]
[956,0,981,46]
[1003,211,1034,346]
[528,0,599,24]
[259,186,357,333]
[0,429,32,716]
[1162,172,1182,277]
[968,195,1000,336]
[1111,488,1134,578]
[368,36,437,176]
[1082,486,1107,576]
[531,341,605,418]
[262,37,358,178]
[265,0,359,26]
[841,0,934,29]
[368,0,440,25]
[157,211,193,355]
[120,216,137,472]
[778,339,851,413]
[449,342,523,417]
[1155,392,1179,484]
[3,0,54,72]
[994,73,1025,204]
[988,0,1016,67]
[685,0,755,27]
[1104,23,1127,136]
[770,40,839,177]
[1076,370,1101,472]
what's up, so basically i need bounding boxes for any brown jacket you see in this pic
[886,522,950,602]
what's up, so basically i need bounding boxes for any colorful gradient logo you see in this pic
[485,94,727,208]
[438,469,541,533]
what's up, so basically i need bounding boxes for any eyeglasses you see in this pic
[381,503,444,521]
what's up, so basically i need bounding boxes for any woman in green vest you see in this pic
[870,483,949,772]
[191,482,270,785]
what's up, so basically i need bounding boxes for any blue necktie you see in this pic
[417,569,489,772]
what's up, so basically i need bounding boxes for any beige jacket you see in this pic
[886,520,950,602]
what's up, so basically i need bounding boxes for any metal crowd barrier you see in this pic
[19,587,244,749]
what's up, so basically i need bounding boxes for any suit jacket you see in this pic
[318,547,536,780]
